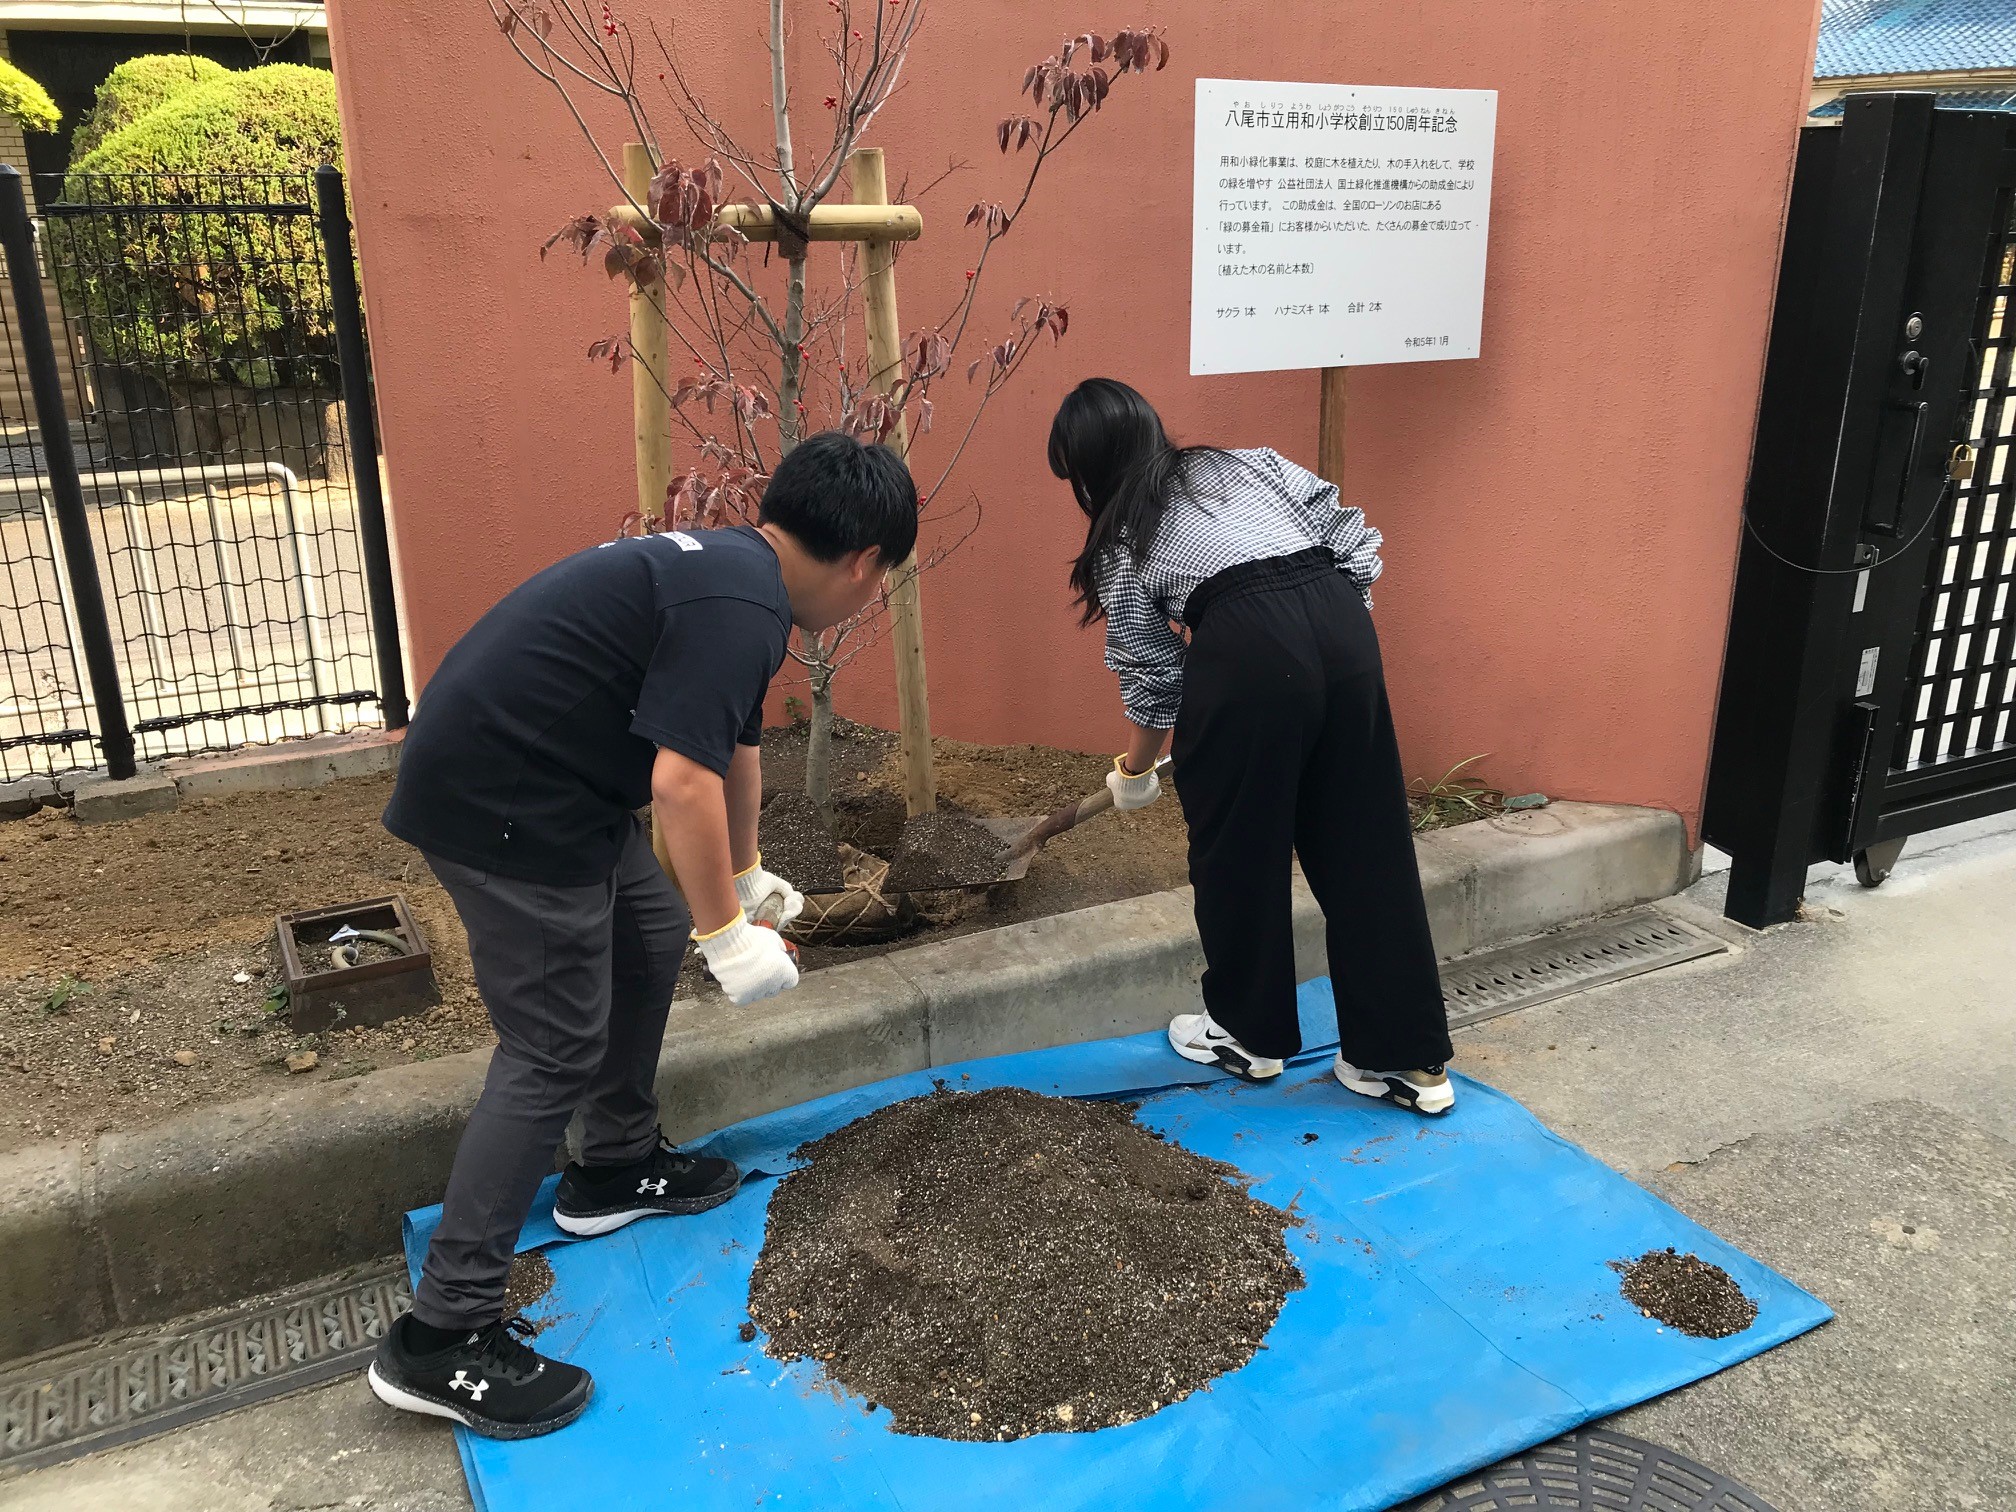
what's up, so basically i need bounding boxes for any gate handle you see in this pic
[1898,398,1929,488]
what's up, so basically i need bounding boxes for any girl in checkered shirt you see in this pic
[1050,377,1454,1114]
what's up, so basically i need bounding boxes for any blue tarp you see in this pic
[402,978,1831,1512]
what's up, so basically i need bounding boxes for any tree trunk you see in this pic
[804,635,836,826]
[779,255,806,452]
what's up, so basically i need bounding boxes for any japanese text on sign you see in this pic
[1191,80,1496,375]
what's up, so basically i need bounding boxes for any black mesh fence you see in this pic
[0,168,399,784]
[0,251,95,778]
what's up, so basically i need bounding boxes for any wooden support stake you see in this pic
[625,144,673,530]
[625,143,680,882]
[1318,365,1348,488]
[850,146,936,817]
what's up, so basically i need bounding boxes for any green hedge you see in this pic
[59,64,343,385]
[70,62,340,179]
[70,53,228,159]
[0,58,60,133]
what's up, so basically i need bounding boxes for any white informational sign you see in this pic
[1190,79,1497,376]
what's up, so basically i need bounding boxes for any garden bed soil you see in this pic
[0,724,1189,1152]
[754,792,848,895]
[746,1086,1303,1440]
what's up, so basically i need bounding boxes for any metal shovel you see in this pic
[970,754,1173,884]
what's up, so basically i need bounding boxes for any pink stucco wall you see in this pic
[325,0,1823,830]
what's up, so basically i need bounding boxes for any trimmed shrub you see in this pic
[58,64,343,384]
[69,62,339,180]
[0,58,60,133]
[70,53,229,159]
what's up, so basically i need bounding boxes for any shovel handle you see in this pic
[751,892,799,960]
[1007,755,1170,860]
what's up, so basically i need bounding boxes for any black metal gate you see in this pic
[1705,94,2016,926]
[0,164,405,787]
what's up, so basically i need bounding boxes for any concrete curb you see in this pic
[0,801,1689,1362]
[69,772,179,823]
[0,774,71,820]
[62,730,404,823]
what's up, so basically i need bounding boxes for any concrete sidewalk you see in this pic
[3,815,2010,1512]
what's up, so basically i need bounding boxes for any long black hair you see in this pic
[1050,378,1231,624]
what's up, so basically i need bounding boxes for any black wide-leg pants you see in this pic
[1171,549,1453,1069]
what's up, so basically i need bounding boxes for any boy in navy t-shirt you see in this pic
[367,432,916,1439]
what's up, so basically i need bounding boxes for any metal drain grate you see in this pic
[0,1260,409,1474]
[1441,907,1726,1030]
[1409,1427,1781,1510]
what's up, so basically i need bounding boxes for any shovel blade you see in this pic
[976,816,1045,881]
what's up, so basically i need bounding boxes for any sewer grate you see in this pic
[0,1260,409,1475]
[1441,907,1726,1030]
[1408,1427,1781,1510]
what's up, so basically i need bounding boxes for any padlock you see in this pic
[1948,443,1976,483]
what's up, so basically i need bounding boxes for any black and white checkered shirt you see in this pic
[1096,447,1383,729]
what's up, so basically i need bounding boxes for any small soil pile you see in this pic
[882,811,1011,892]
[502,1250,560,1334]
[756,793,847,894]
[747,1086,1303,1440]
[1616,1248,1757,1338]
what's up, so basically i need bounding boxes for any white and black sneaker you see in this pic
[1167,1011,1285,1082]
[551,1138,741,1238]
[368,1314,591,1439]
[1334,1056,1456,1116]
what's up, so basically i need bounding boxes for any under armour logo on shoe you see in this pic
[449,1370,489,1402]
[638,1177,669,1195]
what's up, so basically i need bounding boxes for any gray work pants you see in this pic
[412,818,691,1329]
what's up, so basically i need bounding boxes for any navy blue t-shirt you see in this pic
[384,526,790,884]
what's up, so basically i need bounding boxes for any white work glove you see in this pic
[734,856,806,928]
[694,912,799,1005]
[1107,755,1162,811]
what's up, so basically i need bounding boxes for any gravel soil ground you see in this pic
[0,724,1190,1151]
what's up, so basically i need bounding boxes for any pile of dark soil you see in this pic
[882,811,1012,892]
[755,793,848,894]
[747,1086,1303,1441]
[1616,1248,1757,1338]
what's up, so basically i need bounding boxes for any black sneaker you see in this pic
[552,1139,742,1237]
[367,1314,591,1439]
